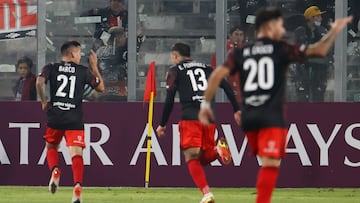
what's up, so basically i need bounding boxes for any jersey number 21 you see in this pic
[55,74,76,98]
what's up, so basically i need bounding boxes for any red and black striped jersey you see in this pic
[39,61,100,130]
[224,38,306,131]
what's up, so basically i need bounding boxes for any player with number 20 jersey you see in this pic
[199,7,352,203]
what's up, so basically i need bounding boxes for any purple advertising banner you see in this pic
[1,102,360,188]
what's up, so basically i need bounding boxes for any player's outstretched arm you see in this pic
[199,65,230,125]
[306,16,353,57]
[220,78,242,126]
[89,50,105,92]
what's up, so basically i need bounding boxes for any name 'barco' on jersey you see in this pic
[59,65,76,73]
[178,62,207,70]
[243,44,274,57]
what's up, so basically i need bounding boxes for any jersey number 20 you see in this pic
[187,68,208,91]
[243,57,274,92]
[55,74,76,98]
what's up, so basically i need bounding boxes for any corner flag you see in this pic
[143,61,157,103]
[143,61,156,188]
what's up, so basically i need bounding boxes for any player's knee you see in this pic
[260,156,281,167]
[184,152,200,162]
[69,146,83,157]
[46,142,59,149]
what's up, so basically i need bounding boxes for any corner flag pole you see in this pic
[143,61,156,188]
[145,91,154,188]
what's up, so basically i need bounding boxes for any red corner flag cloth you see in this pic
[143,61,157,103]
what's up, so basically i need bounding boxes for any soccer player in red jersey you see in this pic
[36,41,104,203]
[199,7,352,203]
[156,43,241,203]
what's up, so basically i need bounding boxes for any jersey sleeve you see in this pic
[165,67,177,91]
[159,67,178,126]
[38,63,52,83]
[223,49,239,75]
[85,67,100,89]
[280,41,307,63]
[220,79,240,112]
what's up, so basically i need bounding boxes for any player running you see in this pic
[156,43,241,203]
[36,41,104,203]
[199,7,352,203]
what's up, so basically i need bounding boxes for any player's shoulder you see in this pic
[181,60,208,69]
[255,38,289,51]
[168,64,178,72]
[43,62,59,70]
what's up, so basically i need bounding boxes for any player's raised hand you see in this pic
[156,125,166,138]
[89,50,98,71]
[330,16,353,33]
[198,107,215,126]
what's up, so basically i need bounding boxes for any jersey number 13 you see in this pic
[187,68,208,91]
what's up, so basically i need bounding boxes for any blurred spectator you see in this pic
[13,56,37,101]
[83,0,128,40]
[211,26,245,103]
[294,6,332,102]
[95,27,144,101]
[83,0,145,101]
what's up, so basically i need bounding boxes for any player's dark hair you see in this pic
[16,56,33,70]
[60,41,81,56]
[255,7,283,31]
[171,43,191,57]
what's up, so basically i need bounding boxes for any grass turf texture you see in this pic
[0,186,359,203]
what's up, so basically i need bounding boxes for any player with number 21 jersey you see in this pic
[40,61,100,130]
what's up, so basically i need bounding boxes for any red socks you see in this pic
[187,159,210,194]
[72,155,84,185]
[46,148,58,171]
[256,167,279,203]
[47,148,84,185]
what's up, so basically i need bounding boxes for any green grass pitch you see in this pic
[0,186,359,203]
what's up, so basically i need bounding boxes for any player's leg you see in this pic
[65,130,85,203]
[43,127,64,194]
[199,123,231,165]
[179,121,214,203]
[256,157,280,203]
[199,124,217,165]
[252,128,287,203]
[183,148,214,203]
[69,145,83,203]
